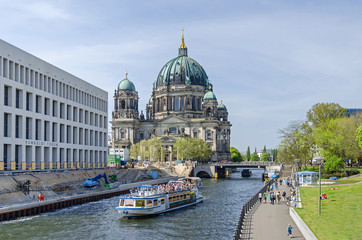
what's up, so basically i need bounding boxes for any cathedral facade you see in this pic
[111,35,231,162]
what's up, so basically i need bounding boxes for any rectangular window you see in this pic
[52,100,58,117]
[73,127,77,144]
[4,113,10,137]
[67,125,71,143]
[16,89,22,109]
[44,121,50,141]
[26,117,32,139]
[44,98,50,115]
[15,115,22,138]
[73,107,77,122]
[85,129,89,145]
[52,122,57,142]
[26,92,33,111]
[3,58,8,78]
[60,103,65,119]
[175,97,180,111]
[85,111,89,124]
[180,96,184,111]
[79,109,83,123]
[35,119,41,140]
[9,61,13,80]
[67,105,71,120]
[4,85,11,106]
[60,124,65,142]
[20,65,24,83]
[36,95,42,113]
[15,63,19,82]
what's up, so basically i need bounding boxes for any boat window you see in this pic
[153,199,158,206]
[147,200,152,207]
[173,196,177,201]
[125,199,134,207]
[135,200,145,207]
[120,199,124,207]
[161,198,165,204]
[186,194,190,199]
[183,194,186,199]
[177,195,180,201]
[169,197,173,203]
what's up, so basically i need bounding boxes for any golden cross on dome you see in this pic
[125,71,128,79]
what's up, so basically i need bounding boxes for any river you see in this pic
[0,170,265,240]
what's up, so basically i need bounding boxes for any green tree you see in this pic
[272,149,278,162]
[356,125,362,150]
[251,153,260,161]
[230,147,243,162]
[173,137,211,161]
[261,151,271,161]
[324,155,344,172]
[246,146,251,161]
[306,102,346,128]
[263,145,266,153]
[278,121,313,164]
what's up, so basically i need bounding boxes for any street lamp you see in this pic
[294,159,300,202]
[315,158,324,215]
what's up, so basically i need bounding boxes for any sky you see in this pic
[2,0,362,152]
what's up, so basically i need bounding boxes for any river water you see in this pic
[0,170,265,240]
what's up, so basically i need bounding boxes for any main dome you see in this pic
[153,35,209,89]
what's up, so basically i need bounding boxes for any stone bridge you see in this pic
[193,161,282,178]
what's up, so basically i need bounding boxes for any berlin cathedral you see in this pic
[111,34,231,161]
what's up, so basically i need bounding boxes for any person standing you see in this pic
[287,224,293,238]
[263,192,267,203]
[259,192,262,203]
[282,190,286,202]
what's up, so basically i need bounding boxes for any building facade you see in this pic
[111,35,231,161]
[0,40,108,171]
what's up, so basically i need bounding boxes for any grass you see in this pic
[336,174,362,185]
[296,183,362,240]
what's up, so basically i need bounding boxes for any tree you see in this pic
[173,137,211,161]
[306,102,346,128]
[246,146,251,161]
[324,155,344,172]
[278,121,313,164]
[272,149,278,162]
[251,153,260,161]
[230,147,243,162]
[261,151,271,161]
[356,124,362,151]
[263,145,266,153]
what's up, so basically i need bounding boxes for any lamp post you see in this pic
[294,159,300,202]
[315,158,324,215]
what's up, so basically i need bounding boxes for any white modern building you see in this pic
[0,39,108,171]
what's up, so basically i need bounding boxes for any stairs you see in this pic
[280,164,293,178]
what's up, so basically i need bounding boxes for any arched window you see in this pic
[121,100,126,109]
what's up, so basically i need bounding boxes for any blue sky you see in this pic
[2,0,362,152]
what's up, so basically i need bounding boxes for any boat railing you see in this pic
[232,179,275,240]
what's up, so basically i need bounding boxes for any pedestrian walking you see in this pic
[263,192,267,203]
[282,190,286,202]
[277,191,281,204]
[287,224,293,238]
[259,192,262,203]
[269,192,273,204]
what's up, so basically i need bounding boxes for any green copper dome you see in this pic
[153,36,210,89]
[118,74,136,91]
[218,102,227,110]
[204,91,217,100]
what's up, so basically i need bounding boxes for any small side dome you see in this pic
[118,73,136,91]
[218,100,227,110]
[149,97,153,104]
[204,91,217,100]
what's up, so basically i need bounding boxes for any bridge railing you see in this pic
[213,161,282,166]
[232,179,275,240]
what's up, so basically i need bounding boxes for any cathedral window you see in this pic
[207,131,212,140]
[121,131,125,139]
[121,100,126,109]
[193,131,198,138]
[169,127,176,134]
[175,97,180,111]
[180,96,184,110]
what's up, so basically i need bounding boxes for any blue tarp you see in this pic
[329,177,338,180]
[270,174,278,178]
[149,171,159,179]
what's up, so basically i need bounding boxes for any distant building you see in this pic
[0,40,108,171]
[111,34,231,161]
[346,108,362,117]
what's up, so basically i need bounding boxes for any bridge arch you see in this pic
[196,171,211,178]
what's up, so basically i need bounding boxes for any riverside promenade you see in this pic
[249,183,305,240]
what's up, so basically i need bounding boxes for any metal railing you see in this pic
[232,179,275,240]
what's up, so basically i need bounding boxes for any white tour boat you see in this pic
[116,180,203,218]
